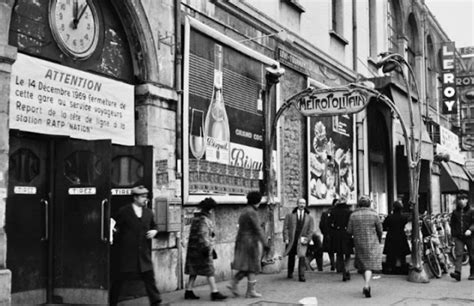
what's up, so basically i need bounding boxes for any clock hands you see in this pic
[72,1,89,29]
[72,0,78,29]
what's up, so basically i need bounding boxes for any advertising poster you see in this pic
[186,29,274,196]
[308,115,356,205]
[10,54,134,145]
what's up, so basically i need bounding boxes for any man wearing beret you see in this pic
[110,185,161,305]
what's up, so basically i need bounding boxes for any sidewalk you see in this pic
[120,265,474,305]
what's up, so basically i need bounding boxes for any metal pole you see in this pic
[378,53,429,282]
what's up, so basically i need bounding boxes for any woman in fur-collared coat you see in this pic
[347,195,383,298]
[184,198,227,301]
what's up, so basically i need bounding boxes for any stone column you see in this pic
[135,83,181,292]
[0,0,17,302]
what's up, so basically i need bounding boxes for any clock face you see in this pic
[49,0,100,59]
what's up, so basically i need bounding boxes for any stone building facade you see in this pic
[0,0,468,303]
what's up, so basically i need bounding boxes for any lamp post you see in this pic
[376,52,429,283]
[262,65,285,272]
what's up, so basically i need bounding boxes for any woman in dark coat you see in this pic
[383,201,410,274]
[184,198,227,301]
[347,195,383,298]
[228,191,269,298]
[329,196,353,281]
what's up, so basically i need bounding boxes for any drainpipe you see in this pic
[174,0,184,290]
[352,0,358,72]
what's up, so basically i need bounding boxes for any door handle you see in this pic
[100,199,108,243]
[41,199,49,241]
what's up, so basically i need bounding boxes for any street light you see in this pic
[262,65,285,272]
[376,52,429,283]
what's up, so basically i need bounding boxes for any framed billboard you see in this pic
[306,79,357,205]
[183,17,281,204]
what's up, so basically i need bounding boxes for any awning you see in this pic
[390,87,433,160]
[440,161,470,193]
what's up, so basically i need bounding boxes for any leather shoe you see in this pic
[468,275,474,280]
[299,277,306,282]
[450,271,461,281]
[184,290,200,300]
[211,291,227,301]
[287,274,293,279]
[363,286,371,298]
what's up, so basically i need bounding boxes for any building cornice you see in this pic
[213,0,357,82]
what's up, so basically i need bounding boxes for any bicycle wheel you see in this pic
[426,242,442,278]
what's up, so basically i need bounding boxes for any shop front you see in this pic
[369,76,434,214]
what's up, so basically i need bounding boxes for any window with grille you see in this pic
[387,0,398,52]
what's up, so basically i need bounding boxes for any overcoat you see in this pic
[328,203,353,255]
[283,208,314,257]
[347,207,383,271]
[113,204,158,273]
[184,211,216,276]
[232,205,267,273]
[383,212,410,257]
[450,205,474,238]
[319,208,333,252]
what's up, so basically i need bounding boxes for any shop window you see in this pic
[111,156,144,186]
[9,148,40,183]
[64,151,103,185]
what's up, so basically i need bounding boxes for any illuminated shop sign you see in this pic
[441,42,457,114]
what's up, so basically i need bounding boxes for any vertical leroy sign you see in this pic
[441,42,457,114]
[10,54,134,145]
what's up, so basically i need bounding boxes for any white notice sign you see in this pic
[10,54,134,145]
[14,186,37,194]
[68,187,97,195]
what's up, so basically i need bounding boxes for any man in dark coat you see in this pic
[283,198,314,282]
[109,185,161,305]
[319,198,338,271]
[383,201,410,274]
[449,193,474,281]
[329,195,353,281]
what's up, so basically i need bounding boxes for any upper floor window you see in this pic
[426,35,437,108]
[369,0,377,57]
[331,0,343,35]
[407,14,418,72]
[387,0,398,52]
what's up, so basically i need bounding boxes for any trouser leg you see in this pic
[315,250,323,271]
[467,237,474,275]
[336,253,344,273]
[454,237,466,273]
[288,247,296,277]
[298,256,306,279]
[141,270,161,304]
[109,274,124,306]
[328,252,335,269]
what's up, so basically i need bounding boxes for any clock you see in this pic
[49,0,100,59]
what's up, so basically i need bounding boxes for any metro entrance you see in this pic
[6,131,152,304]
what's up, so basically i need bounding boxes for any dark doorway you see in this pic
[6,131,152,304]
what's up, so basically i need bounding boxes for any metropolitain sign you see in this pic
[296,85,370,116]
